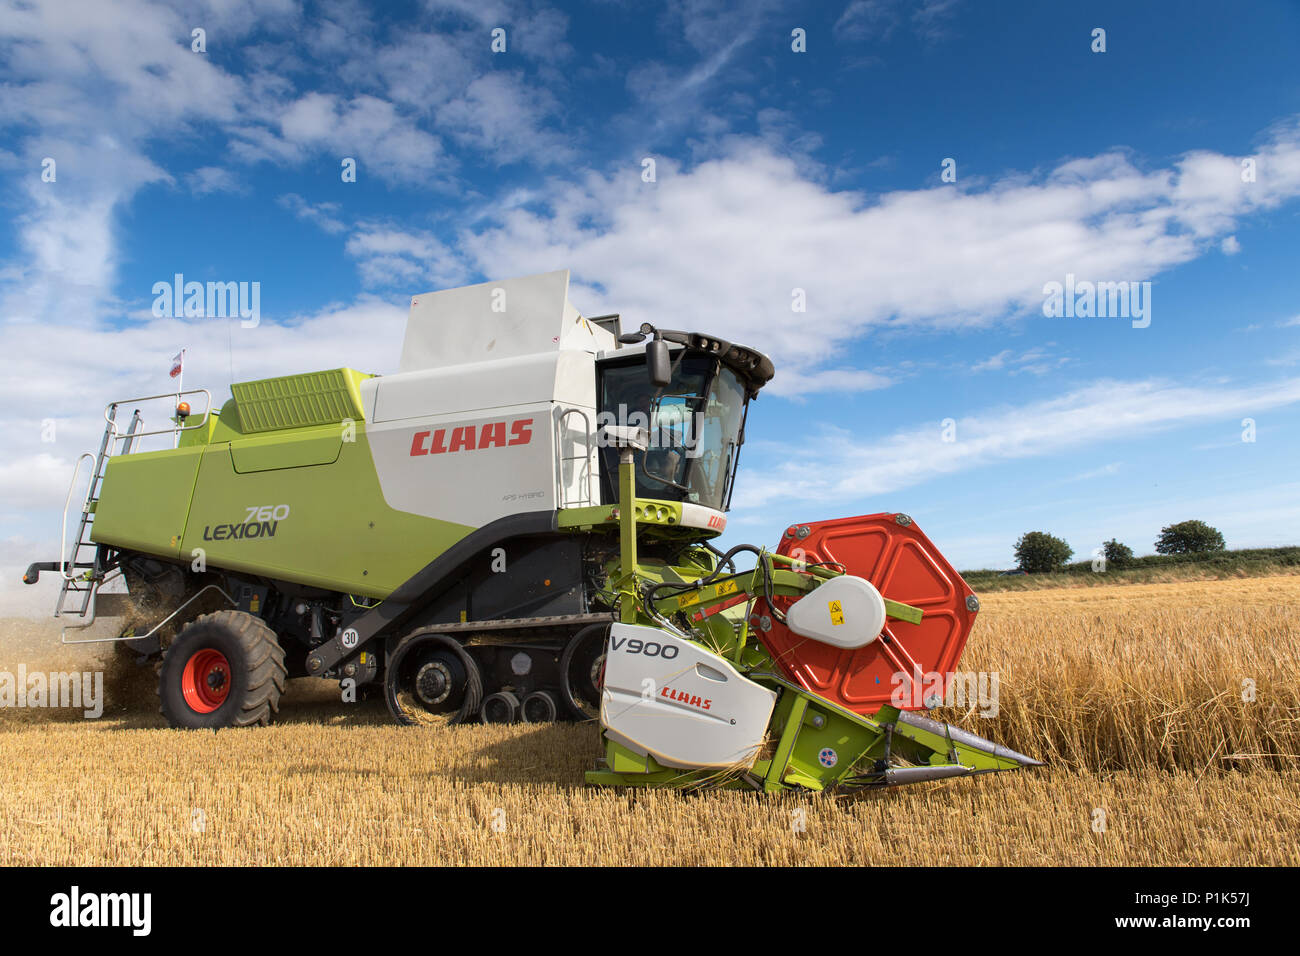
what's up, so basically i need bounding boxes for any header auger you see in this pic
[25,269,1040,792]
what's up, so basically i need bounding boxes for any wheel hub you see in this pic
[415,660,452,706]
[181,648,232,714]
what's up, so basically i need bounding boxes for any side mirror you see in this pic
[648,338,671,387]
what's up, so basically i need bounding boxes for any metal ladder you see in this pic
[49,387,213,637]
[56,407,142,627]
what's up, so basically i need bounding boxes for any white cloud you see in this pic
[1220,234,1241,254]
[973,345,1068,375]
[456,122,1300,384]
[345,226,470,289]
[0,297,409,511]
[420,0,571,62]
[0,295,410,615]
[1,136,172,326]
[0,0,252,323]
[435,73,572,166]
[0,0,580,334]
[1065,461,1122,482]
[835,0,964,43]
[277,192,346,234]
[972,349,1014,372]
[160,0,298,36]
[765,366,891,398]
[235,92,448,183]
[611,0,787,153]
[4,2,1300,613]
[186,166,246,196]
[732,376,1300,511]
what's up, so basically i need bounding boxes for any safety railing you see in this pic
[556,408,598,508]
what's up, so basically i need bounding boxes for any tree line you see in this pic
[1013,520,1226,573]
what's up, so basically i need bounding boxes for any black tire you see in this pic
[384,630,483,725]
[559,623,610,720]
[158,610,287,729]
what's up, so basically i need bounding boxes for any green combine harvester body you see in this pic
[94,368,473,599]
[26,270,1040,792]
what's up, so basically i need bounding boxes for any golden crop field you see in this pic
[3,573,1298,866]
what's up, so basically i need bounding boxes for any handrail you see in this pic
[55,391,216,629]
[103,388,213,444]
[61,583,237,645]
[556,408,597,508]
[59,453,95,581]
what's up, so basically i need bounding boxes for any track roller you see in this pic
[521,690,558,723]
[480,691,520,724]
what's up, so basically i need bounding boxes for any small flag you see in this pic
[169,350,184,379]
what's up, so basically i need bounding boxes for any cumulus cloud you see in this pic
[345,226,470,289]
[0,0,576,331]
[233,91,447,182]
[435,73,572,166]
[454,121,1300,383]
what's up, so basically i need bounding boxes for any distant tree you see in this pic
[1155,520,1226,555]
[1014,532,1073,573]
[1102,539,1135,568]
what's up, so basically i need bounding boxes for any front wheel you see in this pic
[158,610,287,728]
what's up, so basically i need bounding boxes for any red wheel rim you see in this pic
[181,648,231,713]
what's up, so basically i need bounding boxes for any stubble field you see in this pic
[3,573,1298,866]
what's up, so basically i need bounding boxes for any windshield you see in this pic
[598,353,748,512]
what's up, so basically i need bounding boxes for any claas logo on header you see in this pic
[410,418,533,456]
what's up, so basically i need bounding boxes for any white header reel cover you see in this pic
[784,574,887,649]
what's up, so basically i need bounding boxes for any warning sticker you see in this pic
[828,599,845,626]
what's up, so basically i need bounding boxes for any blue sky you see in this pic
[2,0,1299,611]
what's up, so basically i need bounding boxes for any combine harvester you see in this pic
[25,270,1040,792]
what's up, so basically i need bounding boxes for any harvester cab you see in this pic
[24,268,1041,792]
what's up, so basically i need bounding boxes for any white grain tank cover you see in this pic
[399,269,615,372]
